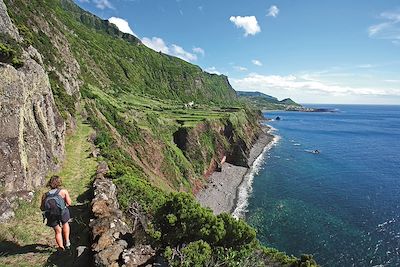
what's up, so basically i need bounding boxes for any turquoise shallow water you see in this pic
[245,105,400,266]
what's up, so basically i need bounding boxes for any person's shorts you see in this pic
[46,208,71,228]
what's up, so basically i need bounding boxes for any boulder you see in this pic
[122,245,155,267]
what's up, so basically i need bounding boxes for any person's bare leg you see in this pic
[62,222,70,247]
[54,225,64,249]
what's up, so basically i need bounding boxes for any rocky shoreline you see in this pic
[196,126,275,215]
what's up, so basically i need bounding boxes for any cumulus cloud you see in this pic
[141,37,198,62]
[267,5,279,17]
[229,16,261,36]
[230,73,399,97]
[93,0,113,9]
[141,37,170,54]
[171,44,198,61]
[252,59,263,66]
[205,67,221,75]
[193,47,205,56]
[368,10,400,44]
[108,17,136,36]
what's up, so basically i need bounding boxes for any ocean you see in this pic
[241,105,400,266]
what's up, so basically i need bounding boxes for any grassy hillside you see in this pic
[4,0,237,117]
[1,0,317,265]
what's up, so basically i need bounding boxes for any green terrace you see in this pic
[83,84,242,129]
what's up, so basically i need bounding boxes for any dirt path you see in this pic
[0,118,97,267]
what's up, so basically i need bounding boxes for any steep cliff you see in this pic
[0,0,65,221]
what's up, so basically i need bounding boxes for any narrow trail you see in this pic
[0,118,97,267]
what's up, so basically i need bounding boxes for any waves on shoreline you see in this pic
[232,126,280,219]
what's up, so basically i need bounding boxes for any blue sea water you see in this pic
[245,105,400,266]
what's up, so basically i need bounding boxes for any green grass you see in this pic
[55,118,97,201]
[0,118,97,267]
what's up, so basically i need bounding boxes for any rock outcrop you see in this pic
[90,162,156,267]
[0,0,20,41]
[0,0,65,221]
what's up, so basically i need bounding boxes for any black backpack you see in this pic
[44,189,66,216]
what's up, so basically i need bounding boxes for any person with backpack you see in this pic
[41,175,72,250]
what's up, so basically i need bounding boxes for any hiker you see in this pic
[41,175,72,250]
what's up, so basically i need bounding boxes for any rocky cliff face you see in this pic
[0,0,65,221]
[172,111,262,193]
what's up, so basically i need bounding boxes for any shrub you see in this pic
[114,174,165,213]
[0,42,23,68]
[154,193,225,247]
[217,212,257,248]
[165,240,212,267]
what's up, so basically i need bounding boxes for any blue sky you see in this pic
[75,0,400,104]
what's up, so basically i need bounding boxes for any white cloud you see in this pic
[357,64,374,68]
[141,37,197,62]
[384,79,400,83]
[193,47,205,56]
[108,17,136,36]
[368,10,400,43]
[205,67,221,75]
[234,66,248,71]
[252,59,263,66]
[229,16,261,36]
[171,44,197,61]
[267,5,279,18]
[230,73,399,97]
[141,37,170,54]
[93,0,113,9]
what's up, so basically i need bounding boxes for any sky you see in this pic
[75,0,400,104]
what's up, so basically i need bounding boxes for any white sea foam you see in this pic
[232,127,280,219]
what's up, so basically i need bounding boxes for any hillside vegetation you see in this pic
[1,0,317,266]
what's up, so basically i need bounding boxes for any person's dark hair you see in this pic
[47,175,62,189]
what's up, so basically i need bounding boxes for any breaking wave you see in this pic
[232,126,280,219]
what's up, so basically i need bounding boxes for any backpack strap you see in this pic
[47,188,61,197]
